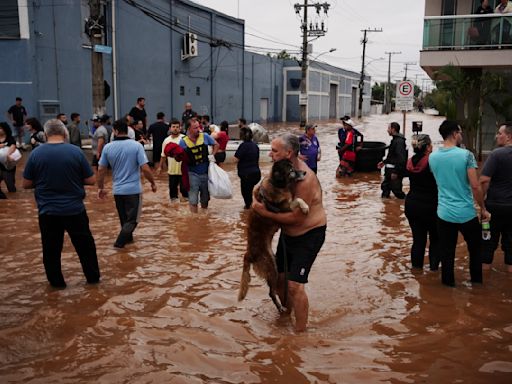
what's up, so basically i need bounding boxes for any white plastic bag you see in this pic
[208,162,232,199]
[0,147,21,170]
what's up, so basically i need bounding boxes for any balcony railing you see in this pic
[423,14,512,50]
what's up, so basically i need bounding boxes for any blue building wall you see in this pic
[1,0,366,128]
[243,52,284,123]
[282,60,371,122]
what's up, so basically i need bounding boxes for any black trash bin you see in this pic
[355,141,387,172]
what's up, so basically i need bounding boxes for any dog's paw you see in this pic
[296,198,309,214]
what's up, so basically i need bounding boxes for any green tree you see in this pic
[432,65,512,158]
[433,65,482,153]
[372,82,385,102]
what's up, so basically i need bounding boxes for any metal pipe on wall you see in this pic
[111,0,118,119]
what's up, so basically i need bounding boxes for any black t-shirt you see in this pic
[129,107,147,131]
[182,110,195,125]
[8,105,27,126]
[481,146,512,205]
[147,121,168,149]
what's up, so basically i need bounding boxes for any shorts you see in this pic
[276,225,326,283]
[188,171,209,206]
[11,124,23,138]
[92,155,99,167]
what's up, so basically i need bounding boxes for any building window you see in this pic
[0,0,20,39]
[196,87,200,96]
[0,0,29,39]
[180,86,185,95]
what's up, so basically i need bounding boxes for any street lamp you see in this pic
[310,48,337,62]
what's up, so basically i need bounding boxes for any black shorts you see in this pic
[276,225,326,283]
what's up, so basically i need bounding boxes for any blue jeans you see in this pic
[188,172,209,207]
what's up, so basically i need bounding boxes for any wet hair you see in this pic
[70,112,80,121]
[411,134,431,154]
[239,117,247,125]
[124,115,134,125]
[44,118,68,139]
[439,120,460,140]
[220,120,229,132]
[240,127,253,142]
[26,117,43,132]
[0,122,13,138]
[113,119,128,134]
[170,119,180,126]
[157,112,165,120]
[499,121,512,136]
[389,122,400,133]
[281,133,299,156]
[185,116,199,130]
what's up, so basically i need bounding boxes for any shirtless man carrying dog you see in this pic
[252,133,327,332]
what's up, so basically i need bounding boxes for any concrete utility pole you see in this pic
[294,1,330,127]
[384,51,400,114]
[88,0,105,116]
[358,28,382,119]
[403,62,416,81]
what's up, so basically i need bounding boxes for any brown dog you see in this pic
[238,159,309,312]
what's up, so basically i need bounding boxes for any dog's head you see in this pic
[270,159,306,188]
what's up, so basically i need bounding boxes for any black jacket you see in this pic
[384,134,407,172]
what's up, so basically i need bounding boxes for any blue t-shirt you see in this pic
[234,141,260,177]
[99,137,148,195]
[23,143,93,215]
[429,146,478,223]
[299,133,320,170]
[179,133,215,174]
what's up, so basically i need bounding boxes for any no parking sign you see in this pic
[396,80,414,111]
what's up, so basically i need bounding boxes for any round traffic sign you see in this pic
[398,81,413,96]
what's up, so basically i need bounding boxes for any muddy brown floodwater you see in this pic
[1,112,512,383]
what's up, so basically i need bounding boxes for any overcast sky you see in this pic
[192,0,428,85]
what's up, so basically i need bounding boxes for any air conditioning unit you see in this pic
[181,33,198,60]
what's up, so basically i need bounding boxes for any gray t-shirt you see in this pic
[481,146,512,205]
[92,125,109,154]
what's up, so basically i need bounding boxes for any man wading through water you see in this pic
[252,133,327,332]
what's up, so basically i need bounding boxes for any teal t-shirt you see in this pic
[429,146,477,223]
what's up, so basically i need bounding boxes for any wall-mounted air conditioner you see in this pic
[181,33,198,60]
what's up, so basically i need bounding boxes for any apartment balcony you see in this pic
[420,14,512,77]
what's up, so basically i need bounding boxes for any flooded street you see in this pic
[1,111,512,383]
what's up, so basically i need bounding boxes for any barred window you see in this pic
[0,0,20,39]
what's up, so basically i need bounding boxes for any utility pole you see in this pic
[88,0,106,116]
[358,28,382,119]
[403,62,416,81]
[294,1,330,127]
[401,62,415,135]
[384,51,400,114]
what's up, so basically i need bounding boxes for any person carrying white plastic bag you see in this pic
[208,157,232,199]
